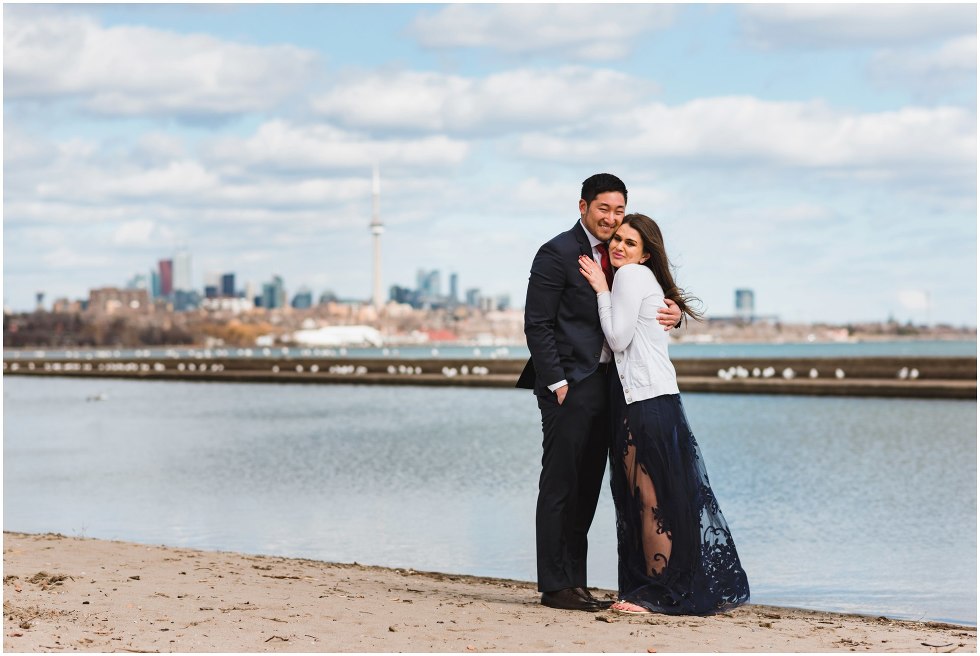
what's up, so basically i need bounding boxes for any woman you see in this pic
[578,213,750,616]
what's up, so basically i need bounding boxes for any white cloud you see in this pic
[3,8,318,117]
[34,160,220,203]
[1,118,475,262]
[312,67,653,134]
[3,127,59,168]
[113,161,219,198]
[512,177,581,214]
[23,158,367,211]
[409,4,675,60]
[41,247,112,270]
[4,200,148,227]
[519,97,976,185]
[738,4,976,49]
[204,120,470,173]
[112,220,161,246]
[744,202,838,225]
[3,117,469,216]
[869,35,977,98]
[313,71,466,132]
[132,133,189,165]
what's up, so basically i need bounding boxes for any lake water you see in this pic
[3,339,977,361]
[3,376,976,625]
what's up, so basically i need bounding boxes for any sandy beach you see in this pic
[3,532,975,653]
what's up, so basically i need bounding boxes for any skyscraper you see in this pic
[174,249,192,292]
[291,287,313,309]
[416,269,441,298]
[149,270,161,299]
[221,273,235,297]
[262,275,286,310]
[158,259,173,297]
[449,272,459,303]
[735,289,755,322]
[370,163,384,309]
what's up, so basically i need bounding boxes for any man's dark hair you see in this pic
[581,173,627,205]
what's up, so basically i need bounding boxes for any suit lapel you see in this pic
[571,222,600,311]
[573,221,594,258]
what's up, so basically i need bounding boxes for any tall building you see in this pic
[449,273,459,303]
[735,289,755,322]
[417,269,441,298]
[389,285,419,307]
[262,275,286,310]
[203,272,220,299]
[35,292,45,312]
[291,287,313,309]
[174,250,192,292]
[370,164,384,309]
[150,270,161,299]
[158,259,173,297]
[221,273,236,297]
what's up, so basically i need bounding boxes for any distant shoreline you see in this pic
[5,354,976,399]
[3,335,978,352]
[3,531,975,652]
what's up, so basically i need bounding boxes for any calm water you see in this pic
[3,377,976,625]
[3,339,977,361]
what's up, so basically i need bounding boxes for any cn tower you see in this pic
[370,163,384,310]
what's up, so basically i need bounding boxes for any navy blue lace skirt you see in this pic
[609,376,750,615]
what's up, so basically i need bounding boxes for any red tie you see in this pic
[595,244,614,288]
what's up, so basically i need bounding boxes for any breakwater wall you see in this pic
[4,355,975,400]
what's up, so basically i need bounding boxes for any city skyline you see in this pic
[3,4,977,326]
[34,238,511,314]
[49,244,501,311]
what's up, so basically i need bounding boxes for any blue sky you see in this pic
[3,3,977,325]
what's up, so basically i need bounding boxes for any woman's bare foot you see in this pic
[610,600,652,615]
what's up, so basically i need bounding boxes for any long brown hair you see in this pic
[619,213,703,323]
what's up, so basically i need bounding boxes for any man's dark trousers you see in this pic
[535,366,611,593]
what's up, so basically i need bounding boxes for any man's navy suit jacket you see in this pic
[517,221,606,395]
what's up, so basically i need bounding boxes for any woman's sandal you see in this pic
[610,601,653,615]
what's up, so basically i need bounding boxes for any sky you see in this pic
[3,2,977,326]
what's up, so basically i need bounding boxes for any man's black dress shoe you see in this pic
[573,587,614,609]
[540,588,602,611]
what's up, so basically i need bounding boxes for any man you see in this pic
[517,173,682,611]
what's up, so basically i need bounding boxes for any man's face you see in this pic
[579,191,626,242]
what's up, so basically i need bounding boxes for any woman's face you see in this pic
[609,223,650,268]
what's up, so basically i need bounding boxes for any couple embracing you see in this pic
[517,173,750,616]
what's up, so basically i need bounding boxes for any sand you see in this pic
[3,532,975,653]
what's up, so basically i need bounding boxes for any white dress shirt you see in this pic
[581,222,614,366]
[596,263,679,404]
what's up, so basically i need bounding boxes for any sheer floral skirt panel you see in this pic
[609,381,750,615]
